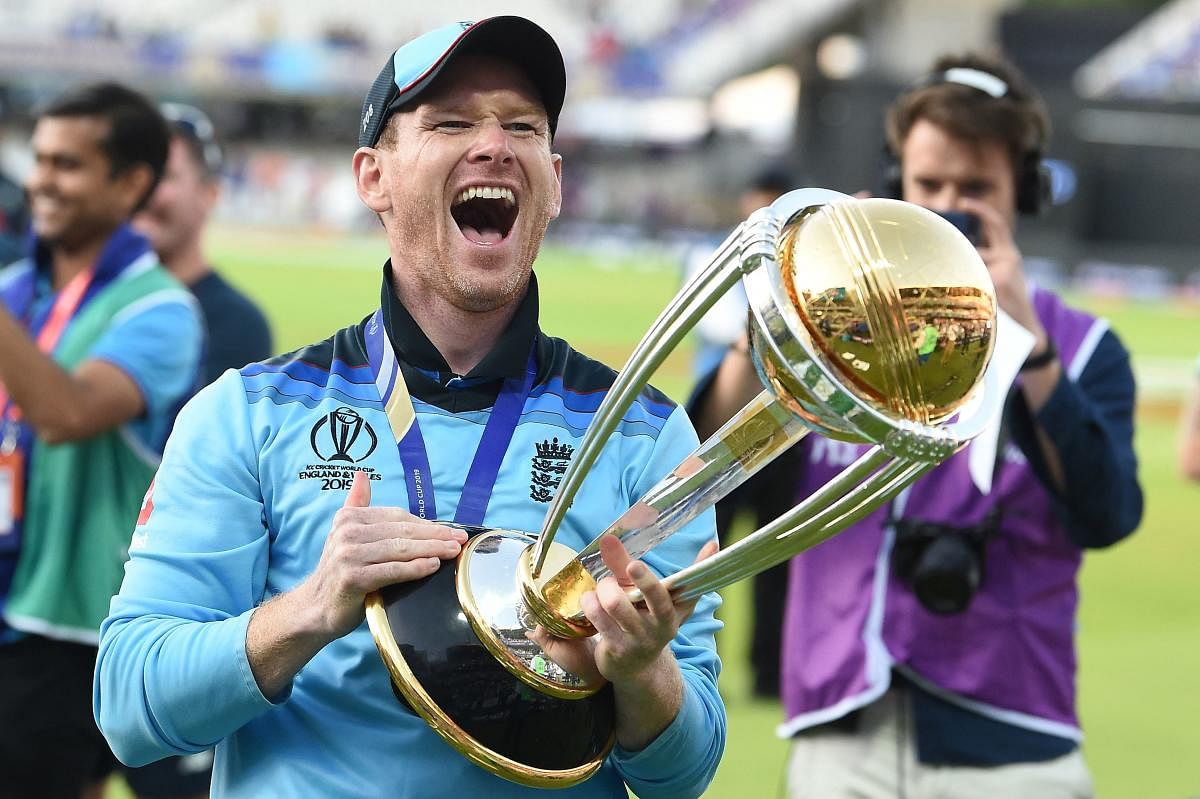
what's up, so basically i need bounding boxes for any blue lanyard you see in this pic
[363,309,536,526]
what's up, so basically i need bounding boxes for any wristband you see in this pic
[1020,339,1058,372]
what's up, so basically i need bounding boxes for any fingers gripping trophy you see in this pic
[365,189,1002,787]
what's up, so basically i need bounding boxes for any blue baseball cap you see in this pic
[358,16,566,148]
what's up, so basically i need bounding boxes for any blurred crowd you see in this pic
[0,4,1196,799]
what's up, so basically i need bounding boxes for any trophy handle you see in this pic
[570,390,810,579]
[540,342,1009,622]
[531,188,850,577]
[630,352,1010,604]
[529,222,747,576]
[654,448,931,601]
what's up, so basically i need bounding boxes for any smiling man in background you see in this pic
[135,102,273,385]
[0,82,202,799]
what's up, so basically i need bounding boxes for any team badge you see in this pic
[299,407,384,491]
[529,437,573,503]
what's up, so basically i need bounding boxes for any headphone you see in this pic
[881,66,1052,216]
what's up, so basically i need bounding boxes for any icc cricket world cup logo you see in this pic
[310,407,379,463]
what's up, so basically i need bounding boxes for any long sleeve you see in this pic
[94,373,281,766]
[96,347,729,795]
[609,588,725,799]
[1009,328,1143,548]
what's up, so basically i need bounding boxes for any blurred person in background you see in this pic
[686,166,798,699]
[0,82,203,799]
[0,101,32,267]
[685,167,795,378]
[0,169,29,267]
[89,102,274,799]
[693,53,1142,797]
[135,103,273,385]
[94,16,724,798]
[1177,355,1200,481]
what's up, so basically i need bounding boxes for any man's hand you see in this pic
[246,471,466,698]
[301,470,468,639]
[960,197,1062,479]
[529,534,718,749]
[959,198,1047,347]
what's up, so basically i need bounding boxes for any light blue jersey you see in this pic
[96,279,725,798]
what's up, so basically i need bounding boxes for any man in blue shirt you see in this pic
[0,83,203,799]
[96,17,725,798]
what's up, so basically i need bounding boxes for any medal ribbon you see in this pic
[363,308,536,526]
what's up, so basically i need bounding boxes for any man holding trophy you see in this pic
[95,17,725,798]
[695,54,1142,797]
[94,12,1022,797]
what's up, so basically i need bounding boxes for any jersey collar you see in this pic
[378,261,540,408]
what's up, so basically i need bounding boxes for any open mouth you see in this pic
[451,186,518,245]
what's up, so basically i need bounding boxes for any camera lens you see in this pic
[911,534,982,615]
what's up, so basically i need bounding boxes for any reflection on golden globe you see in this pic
[779,197,996,424]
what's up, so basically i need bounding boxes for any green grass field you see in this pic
[111,225,1199,798]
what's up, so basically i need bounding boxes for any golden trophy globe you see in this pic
[366,190,1001,788]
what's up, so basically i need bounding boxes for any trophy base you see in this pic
[365,527,615,788]
[458,530,599,697]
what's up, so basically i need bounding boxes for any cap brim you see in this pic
[360,16,566,148]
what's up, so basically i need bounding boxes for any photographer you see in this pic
[693,53,1142,797]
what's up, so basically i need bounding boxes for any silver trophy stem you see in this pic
[623,370,1008,607]
[531,221,759,576]
[662,457,933,601]
[641,358,1009,602]
[528,186,1002,622]
[607,444,885,609]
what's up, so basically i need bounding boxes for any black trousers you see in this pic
[0,635,116,799]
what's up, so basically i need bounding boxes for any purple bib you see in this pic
[780,289,1105,739]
